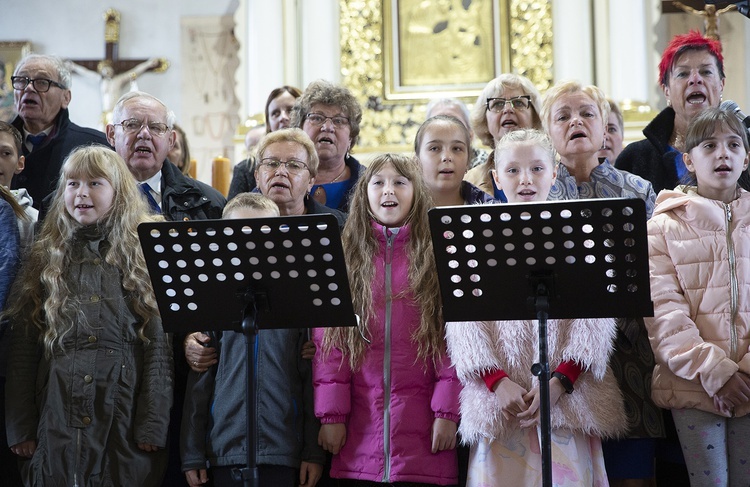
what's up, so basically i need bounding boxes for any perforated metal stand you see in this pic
[429,198,653,487]
[138,214,356,487]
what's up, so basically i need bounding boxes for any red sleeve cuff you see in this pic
[555,360,583,384]
[481,369,509,392]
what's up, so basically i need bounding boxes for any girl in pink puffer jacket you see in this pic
[647,107,750,486]
[314,153,461,486]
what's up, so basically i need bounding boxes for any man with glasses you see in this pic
[106,90,225,487]
[10,54,109,211]
[106,91,225,221]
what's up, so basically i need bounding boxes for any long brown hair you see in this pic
[322,153,444,369]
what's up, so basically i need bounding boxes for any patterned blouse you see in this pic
[549,158,664,439]
[549,159,656,219]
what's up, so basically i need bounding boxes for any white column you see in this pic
[605,0,651,104]
[299,0,341,85]
[718,11,750,112]
[551,0,594,84]
[245,1,287,117]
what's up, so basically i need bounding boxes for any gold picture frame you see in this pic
[340,0,552,152]
[0,41,32,122]
[383,0,510,102]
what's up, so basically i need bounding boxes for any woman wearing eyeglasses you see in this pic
[465,74,543,202]
[251,127,345,225]
[291,80,365,212]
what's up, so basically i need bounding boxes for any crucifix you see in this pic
[70,9,169,126]
[662,0,738,40]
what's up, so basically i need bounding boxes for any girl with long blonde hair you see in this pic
[314,153,461,486]
[4,145,173,486]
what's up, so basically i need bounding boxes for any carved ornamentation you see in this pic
[339,0,553,151]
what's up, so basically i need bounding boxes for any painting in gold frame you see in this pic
[340,0,552,152]
[0,41,32,122]
[383,0,510,102]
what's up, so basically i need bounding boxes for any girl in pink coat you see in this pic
[647,107,750,485]
[314,153,461,486]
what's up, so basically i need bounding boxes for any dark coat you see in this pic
[614,107,679,194]
[337,154,365,213]
[6,233,173,486]
[181,327,325,471]
[461,180,497,205]
[227,157,257,200]
[305,196,347,228]
[160,159,226,222]
[11,109,110,210]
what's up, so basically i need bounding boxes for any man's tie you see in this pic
[139,182,161,214]
[26,133,47,152]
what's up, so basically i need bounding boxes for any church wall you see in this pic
[1,0,237,129]
[1,0,237,183]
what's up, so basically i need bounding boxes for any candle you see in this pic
[212,156,231,196]
[188,158,197,179]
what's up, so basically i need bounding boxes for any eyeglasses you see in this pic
[11,76,66,93]
[258,158,310,174]
[114,119,170,137]
[486,95,532,113]
[305,112,350,129]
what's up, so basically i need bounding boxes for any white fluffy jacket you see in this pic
[446,318,626,445]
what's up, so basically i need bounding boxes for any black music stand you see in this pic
[138,214,356,487]
[428,198,653,487]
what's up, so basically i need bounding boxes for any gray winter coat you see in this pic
[5,233,174,486]
[180,327,325,472]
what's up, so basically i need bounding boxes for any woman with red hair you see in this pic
[615,31,730,193]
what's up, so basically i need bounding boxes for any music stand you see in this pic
[428,198,653,487]
[138,214,356,487]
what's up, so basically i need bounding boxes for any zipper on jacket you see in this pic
[725,203,739,361]
[382,228,394,482]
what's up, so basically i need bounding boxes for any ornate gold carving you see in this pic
[104,9,121,43]
[340,0,553,152]
[508,0,553,93]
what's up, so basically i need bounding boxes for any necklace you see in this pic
[671,132,685,152]
[312,165,347,204]
[327,165,347,184]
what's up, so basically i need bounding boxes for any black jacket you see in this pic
[227,157,257,200]
[160,159,226,222]
[614,107,679,194]
[11,109,110,210]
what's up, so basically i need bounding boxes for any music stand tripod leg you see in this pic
[232,299,260,487]
[531,289,553,487]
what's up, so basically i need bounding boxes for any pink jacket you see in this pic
[313,223,461,485]
[647,187,750,417]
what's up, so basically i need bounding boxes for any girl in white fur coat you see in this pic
[446,130,626,486]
